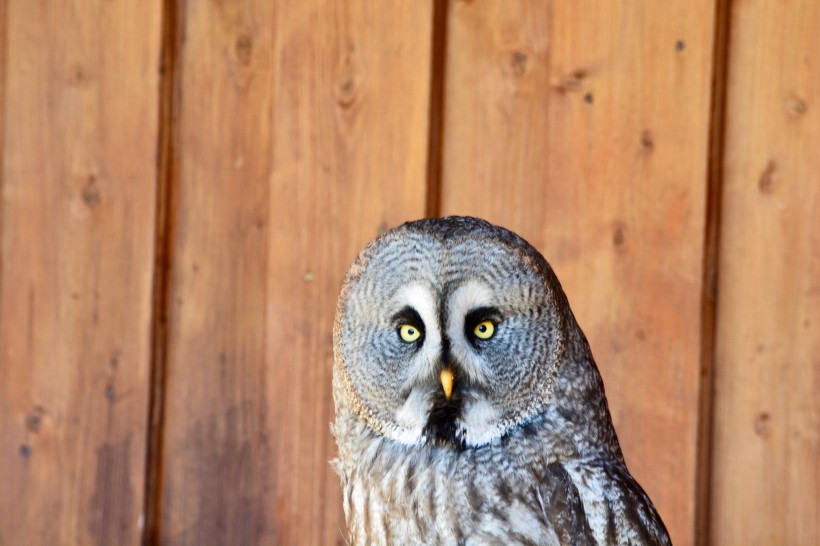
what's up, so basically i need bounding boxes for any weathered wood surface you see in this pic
[439,2,717,544]
[0,1,818,544]
[0,1,162,545]
[711,0,820,544]
[156,1,432,544]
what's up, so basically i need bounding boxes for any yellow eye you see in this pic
[473,321,495,340]
[399,324,421,342]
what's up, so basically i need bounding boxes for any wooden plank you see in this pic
[711,0,819,544]
[439,2,717,543]
[0,1,162,545]
[158,1,432,543]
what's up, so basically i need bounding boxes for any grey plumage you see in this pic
[332,216,671,545]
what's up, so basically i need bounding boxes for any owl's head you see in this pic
[333,217,579,449]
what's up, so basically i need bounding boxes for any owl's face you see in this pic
[334,218,567,449]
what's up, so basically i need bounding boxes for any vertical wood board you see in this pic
[0,1,162,544]
[439,2,717,543]
[158,1,432,543]
[711,0,819,544]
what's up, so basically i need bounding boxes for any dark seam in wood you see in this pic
[695,1,733,544]
[425,0,449,218]
[142,0,182,544]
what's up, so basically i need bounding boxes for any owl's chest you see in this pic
[340,442,558,546]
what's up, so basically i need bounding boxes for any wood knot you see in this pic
[235,34,253,65]
[757,160,778,194]
[335,75,358,108]
[25,406,46,433]
[786,96,807,117]
[68,64,89,86]
[82,176,101,207]
[506,51,528,77]
[612,222,626,248]
[552,68,587,93]
[640,130,655,152]
[753,412,771,437]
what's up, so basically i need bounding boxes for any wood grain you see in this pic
[0,1,162,545]
[711,0,820,544]
[1,1,816,543]
[439,2,717,543]
[157,1,432,543]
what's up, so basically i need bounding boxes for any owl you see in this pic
[332,216,671,545]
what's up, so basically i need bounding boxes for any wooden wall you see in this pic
[0,1,816,545]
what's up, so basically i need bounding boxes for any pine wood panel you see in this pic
[711,0,819,544]
[157,1,432,543]
[0,1,162,545]
[439,2,717,543]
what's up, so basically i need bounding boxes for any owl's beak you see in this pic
[439,368,455,399]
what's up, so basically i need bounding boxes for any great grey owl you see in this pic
[332,216,671,545]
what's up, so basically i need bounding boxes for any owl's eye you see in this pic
[399,324,422,343]
[473,320,495,340]
[465,307,501,345]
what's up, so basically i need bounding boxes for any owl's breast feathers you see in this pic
[333,404,671,546]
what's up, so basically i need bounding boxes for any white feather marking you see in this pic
[395,283,441,388]
[563,462,610,544]
[382,422,424,446]
[506,501,552,543]
[535,484,548,523]
[461,398,504,446]
[446,280,495,384]
[394,387,430,439]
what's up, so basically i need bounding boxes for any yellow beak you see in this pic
[440,368,454,399]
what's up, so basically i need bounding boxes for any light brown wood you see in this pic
[158,1,432,543]
[2,2,818,543]
[440,2,718,543]
[0,1,162,545]
[711,0,820,544]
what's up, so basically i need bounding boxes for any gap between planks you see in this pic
[142,0,182,544]
[695,0,734,544]
[425,0,449,219]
